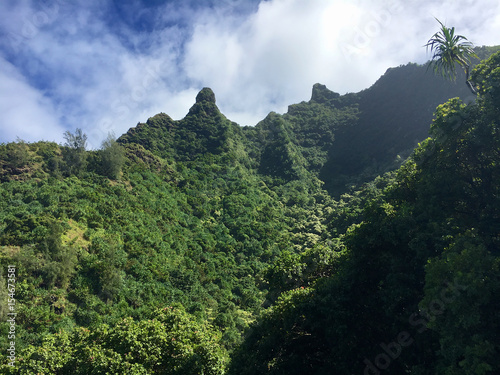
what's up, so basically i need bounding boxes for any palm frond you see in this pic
[424,18,478,82]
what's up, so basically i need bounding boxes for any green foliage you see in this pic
[256,113,308,181]
[1,53,499,374]
[230,51,500,375]
[1,140,30,169]
[118,113,176,160]
[229,287,317,375]
[37,221,78,289]
[174,89,239,161]
[422,231,500,374]
[0,141,56,181]
[425,18,478,82]
[264,241,345,303]
[62,129,88,176]
[98,133,126,179]
[471,50,500,107]
[1,306,228,374]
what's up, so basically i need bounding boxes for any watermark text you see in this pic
[6,265,17,367]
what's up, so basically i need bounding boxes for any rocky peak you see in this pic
[310,83,340,104]
[195,87,216,104]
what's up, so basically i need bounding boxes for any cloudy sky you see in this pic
[1,0,499,148]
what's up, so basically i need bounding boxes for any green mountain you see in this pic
[119,87,243,162]
[229,50,500,375]
[0,48,499,374]
[120,60,475,194]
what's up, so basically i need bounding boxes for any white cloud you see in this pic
[0,57,64,143]
[183,0,500,127]
[183,0,391,124]
[0,1,201,148]
[1,0,499,145]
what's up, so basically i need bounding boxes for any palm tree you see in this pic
[425,18,478,94]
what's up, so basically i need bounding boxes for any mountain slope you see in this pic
[118,62,476,194]
[0,48,499,374]
[228,50,500,375]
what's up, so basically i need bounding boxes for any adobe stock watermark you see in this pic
[363,278,468,374]
[6,265,17,367]
[6,0,68,54]
[340,0,403,63]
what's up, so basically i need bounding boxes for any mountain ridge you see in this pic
[118,57,478,195]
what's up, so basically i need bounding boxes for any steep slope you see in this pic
[243,62,480,197]
[320,45,500,194]
[323,63,472,179]
[228,51,500,375]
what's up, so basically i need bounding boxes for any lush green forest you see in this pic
[1,47,499,374]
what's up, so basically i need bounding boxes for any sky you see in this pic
[0,0,499,148]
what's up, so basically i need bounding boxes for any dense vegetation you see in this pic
[0,47,499,374]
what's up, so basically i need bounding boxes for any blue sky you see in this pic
[1,0,499,148]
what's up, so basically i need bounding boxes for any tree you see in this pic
[63,128,87,151]
[6,138,30,168]
[62,128,88,176]
[425,18,478,94]
[470,50,500,109]
[99,132,125,179]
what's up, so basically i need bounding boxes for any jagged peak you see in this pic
[187,87,221,119]
[196,87,216,104]
[310,83,340,103]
